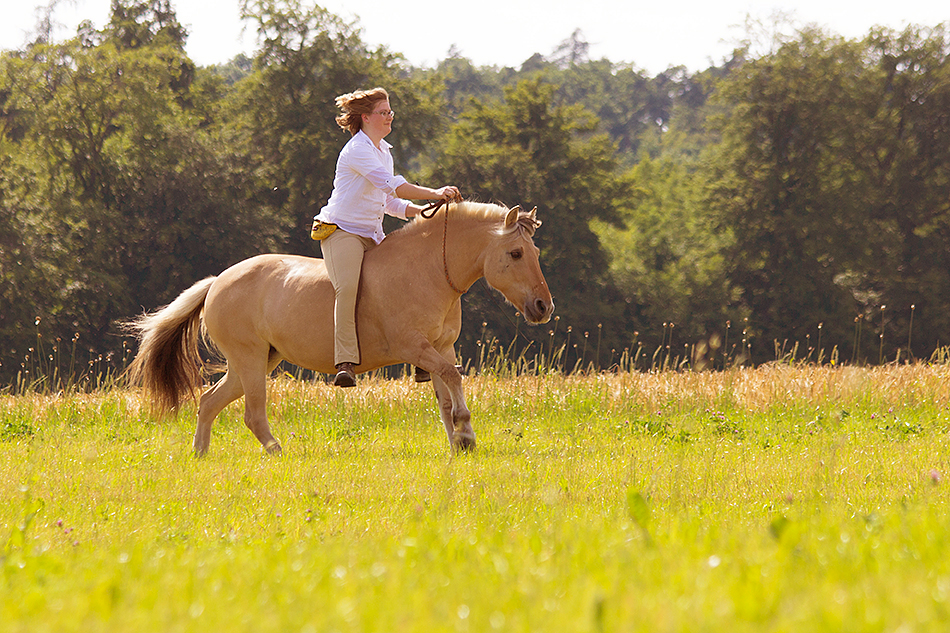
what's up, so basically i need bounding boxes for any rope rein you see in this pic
[420,193,465,294]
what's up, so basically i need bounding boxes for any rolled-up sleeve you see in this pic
[363,168,408,217]
[385,193,410,218]
[364,168,408,196]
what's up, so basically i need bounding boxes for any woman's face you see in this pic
[362,98,394,139]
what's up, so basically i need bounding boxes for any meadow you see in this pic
[3,364,950,632]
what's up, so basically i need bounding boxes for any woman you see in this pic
[314,87,459,387]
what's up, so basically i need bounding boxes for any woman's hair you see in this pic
[334,87,389,135]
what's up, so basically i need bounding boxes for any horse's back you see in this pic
[207,254,331,310]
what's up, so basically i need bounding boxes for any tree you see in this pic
[852,25,950,358]
[707,29,870,361]
[0,136,66,382]
[594,156,741,364]
[430,50,504,118]
[548,29,590,69]
[424,78,633,368]
[0,0,284,384]
[105,0,188,50]
[708,25,950,362]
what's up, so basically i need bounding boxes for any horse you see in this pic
[125,201,555,455]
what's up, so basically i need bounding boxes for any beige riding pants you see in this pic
[321,229,376,366]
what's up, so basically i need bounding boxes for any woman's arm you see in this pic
[395,182,459,207]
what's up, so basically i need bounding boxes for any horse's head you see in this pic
[484,205,555,324]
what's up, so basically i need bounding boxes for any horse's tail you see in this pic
[124,277,216,413]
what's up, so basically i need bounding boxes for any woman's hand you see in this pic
[435,186,460,201]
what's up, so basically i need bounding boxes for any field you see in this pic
[3,364,950,632]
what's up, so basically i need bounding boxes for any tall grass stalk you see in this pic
[879,305,886,366]
[908,304,916,362]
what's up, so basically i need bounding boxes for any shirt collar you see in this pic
[355,129,392,150]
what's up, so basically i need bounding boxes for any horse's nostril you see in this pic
[536,299,549,314]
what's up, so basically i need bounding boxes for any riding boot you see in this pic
[333,362,357,388]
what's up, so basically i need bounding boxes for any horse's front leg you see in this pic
[431,370,474,451]
[406,332,473,450]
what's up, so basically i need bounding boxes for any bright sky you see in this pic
[1,0,947,74]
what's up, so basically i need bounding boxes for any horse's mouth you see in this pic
[523,297,554,324]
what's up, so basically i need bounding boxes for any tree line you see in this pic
[1,0,949,387]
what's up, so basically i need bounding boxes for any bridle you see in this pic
[420,193,465,294]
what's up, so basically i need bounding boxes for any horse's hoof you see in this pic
[453,434,476,452]
[264,441,283,456]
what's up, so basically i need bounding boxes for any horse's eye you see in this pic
[510,248,523,260]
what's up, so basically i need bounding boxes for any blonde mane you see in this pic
[392,201,535,242]
[401,201,506,235]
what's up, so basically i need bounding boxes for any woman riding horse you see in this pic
[314,87,459,387]
[126,201,554,455]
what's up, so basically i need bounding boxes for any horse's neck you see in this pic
[436,215,493,291]
[370,215,491,295]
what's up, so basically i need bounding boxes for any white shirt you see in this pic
[315,130,410,244]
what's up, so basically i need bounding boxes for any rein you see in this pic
[420,194,465,295]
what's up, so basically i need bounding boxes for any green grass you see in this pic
[3,365,950,631]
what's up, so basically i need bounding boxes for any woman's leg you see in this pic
[321,230,374,367]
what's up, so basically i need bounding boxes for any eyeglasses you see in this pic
[370,110,395,118]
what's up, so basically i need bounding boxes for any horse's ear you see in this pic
[529,206,542,229]
[505,205,522,228]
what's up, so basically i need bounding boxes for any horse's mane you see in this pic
[392,201,538,241]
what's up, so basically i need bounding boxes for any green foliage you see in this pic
[429,51,507,118]
[105,0,189,52]
[234,0,445,255]
[2,0,950,387]
[425,78,633,367]
[854,26,950,356]
[554,59,676,161]
[707,29,869,359]
[0,1,284,383]
[707,25,950,362]
[594,155,741,357]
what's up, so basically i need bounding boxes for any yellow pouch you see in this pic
[310,220,337,240]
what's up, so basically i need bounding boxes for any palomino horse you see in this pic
[126,202,554,455]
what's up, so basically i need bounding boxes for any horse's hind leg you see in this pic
[233,353,282,455]
[196,353,283,455]
[194,370,244,456]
